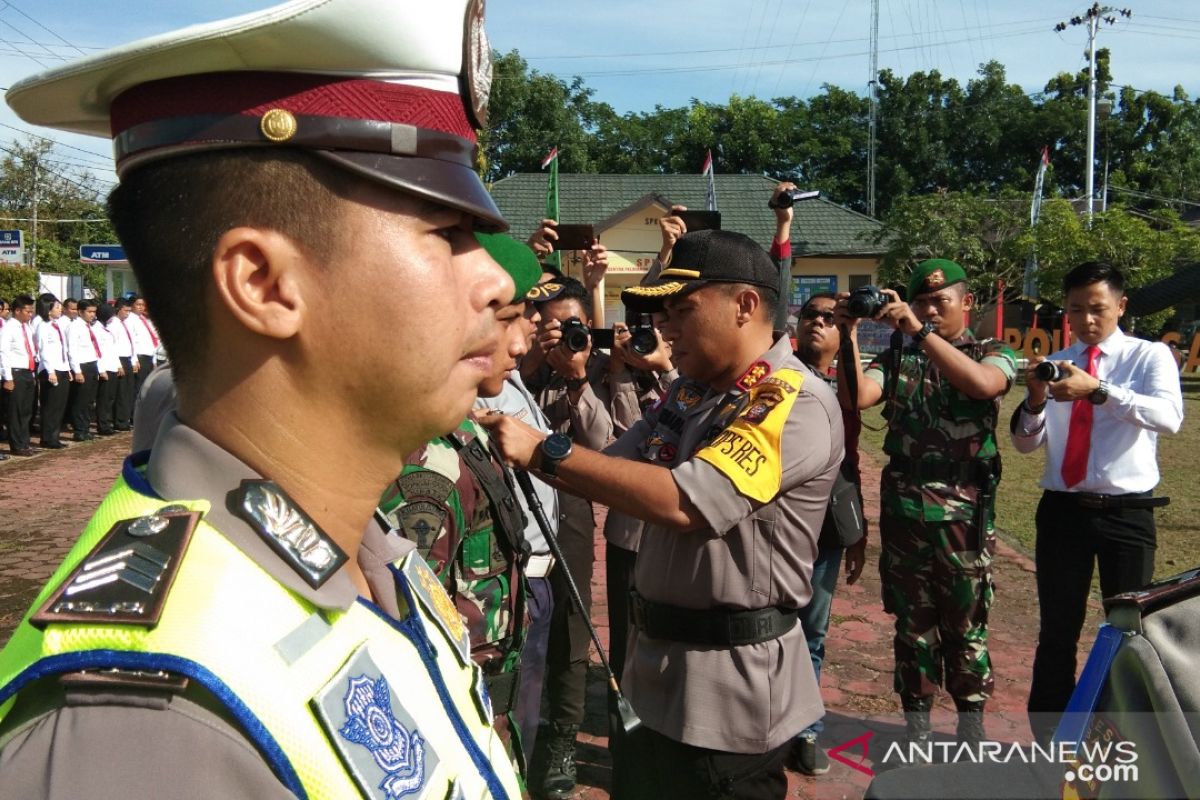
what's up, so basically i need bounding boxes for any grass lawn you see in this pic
[857,372,1200,581]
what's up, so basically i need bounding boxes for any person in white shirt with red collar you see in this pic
[35,293,71,449]
[1011,260,1184,743]
[66,299,102,441]
[93,302,123,436]
[1,294,39,456]
[108,297,139,430]
[128,295,160,396]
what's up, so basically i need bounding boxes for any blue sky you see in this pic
[2,0,1197,191]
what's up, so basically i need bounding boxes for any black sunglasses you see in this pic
[800,309,835,323]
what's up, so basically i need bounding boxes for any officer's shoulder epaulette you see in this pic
[31,508,202,630]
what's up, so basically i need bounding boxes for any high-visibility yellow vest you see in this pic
[0,477,521,800]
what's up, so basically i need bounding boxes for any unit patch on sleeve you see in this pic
[399,551,471,667]
[31,509,201,629]
[694,368,804,503]
[313,643,438,800]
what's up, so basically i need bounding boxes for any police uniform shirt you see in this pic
[35,318,69,375]
[66,316,99,373]
[476,371,558,558]
[527,353,614,449]
[0,414,416,800]
[1013,329,1184,493]
[605,334,844,753]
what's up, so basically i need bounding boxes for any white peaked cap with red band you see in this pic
[5,0,506,230]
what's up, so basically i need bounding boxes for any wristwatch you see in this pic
[1088,379,1110,405]
[565,376,587,392]
[912,321,936,343]
[538,433,574,477]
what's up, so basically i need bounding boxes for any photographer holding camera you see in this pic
[839,259,1017,747]
[1012,261,1183,743]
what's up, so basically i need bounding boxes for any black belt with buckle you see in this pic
[888,454,998,486]
[629,590,797,647]
[1047,490,1170,510]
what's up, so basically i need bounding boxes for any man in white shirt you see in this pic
[0,297,8,452]
[1011,261,1184,742]
[129,295,159,402]
[93,303,123,436]
[108,298,139,430]
[67,299,102,441]
[35,294,71,449]
[1,294,39,456]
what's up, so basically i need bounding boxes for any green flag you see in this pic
[542,147,560,269]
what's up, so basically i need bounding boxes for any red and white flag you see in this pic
[541,147,559,169]
[701,149,713,176]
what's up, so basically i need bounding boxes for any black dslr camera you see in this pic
[1034,361,1066,382]
[627,314,659,356]
[768,188,821,209]
[846,285,888,318]
[559,317,591,353]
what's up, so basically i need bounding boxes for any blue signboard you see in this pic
[0,230,21,245]
[79,244,128,264]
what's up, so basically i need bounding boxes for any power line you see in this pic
[0,1,91,55]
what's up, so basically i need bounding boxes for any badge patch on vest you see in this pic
[400,551,471,667]
[314,644,437,800]
[231,480,349,589]
[695,368,804,503]
[31,509,200,629]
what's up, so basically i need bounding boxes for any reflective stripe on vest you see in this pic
[0,479,519,800]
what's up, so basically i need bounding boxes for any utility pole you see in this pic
[1055,4,1131,224]
[30,155,38,270]
[867,0,879,217]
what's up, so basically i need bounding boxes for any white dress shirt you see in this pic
[1012,329,1184,493]
[129,313,160,357]
[1,318,37,380]
[93,321,120,374]
[36,317,70,375]
[67,316,99,373]
[108,316,136,360]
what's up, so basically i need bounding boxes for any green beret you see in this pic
[475,233,542,303]
[908,258,967,299]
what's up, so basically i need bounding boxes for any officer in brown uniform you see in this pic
[482,229,844,800]
[0,1,523,799]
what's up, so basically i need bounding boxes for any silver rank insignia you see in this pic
[231,480,348,589]
[313,644,437,800]
[32,509,201,629]
[399,551,471,667]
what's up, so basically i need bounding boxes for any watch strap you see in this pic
[912,321,936,343]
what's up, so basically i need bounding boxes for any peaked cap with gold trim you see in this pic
[5,0,505,230]
[622,229,779,313]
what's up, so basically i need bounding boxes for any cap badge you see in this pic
[260,109,298,143]
[659,268,701,279]
[526,281,563,301]
[925,268,946,289]
[462,0,493,129]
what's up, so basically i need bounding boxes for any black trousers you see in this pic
[38,370,70,447]
[115,357,136,428]
[95,370,118,434]
[612,725,788,800]
[545,491,595,729]
[606,542,638,684]
[70,362,100,436]
[1028,490,1156,735]
[5,369,36,451]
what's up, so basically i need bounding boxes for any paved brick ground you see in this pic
[0,440,1104,798]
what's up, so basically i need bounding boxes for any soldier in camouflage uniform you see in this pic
[379,233,543,776]
[839,259,1017,746]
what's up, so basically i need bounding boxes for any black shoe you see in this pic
[540,722,578,799]
[114,426,131,432]
[792,735,831,776]
[11,448,36,457]
[97,430,116,436]
[40,442,67,449]
[74,433,94,442]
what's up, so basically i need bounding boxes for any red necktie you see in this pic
[1061,345,1100,488]
[140,316,159,347]
[22,323,34,370]
[89,326,103,360]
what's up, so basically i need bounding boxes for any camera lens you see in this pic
[1034,361,1062,382]
[630,328,658,356]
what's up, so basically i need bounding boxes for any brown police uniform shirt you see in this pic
[527,353,614,449]
[604,335,844,753]
[0,415,414,800]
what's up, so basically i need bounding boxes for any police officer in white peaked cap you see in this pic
[0,2,524,799]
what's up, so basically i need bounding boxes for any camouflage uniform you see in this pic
[379,416,530,770]
[865,331,1017,702]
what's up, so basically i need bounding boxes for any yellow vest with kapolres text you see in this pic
[0,478,520,800]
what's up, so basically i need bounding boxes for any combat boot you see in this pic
[955,699,986,747]
[901,695,933,747]
[540,721,578,799]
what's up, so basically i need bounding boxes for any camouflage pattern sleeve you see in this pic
[980,339,1018,390]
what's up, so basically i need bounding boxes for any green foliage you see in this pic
[0,265,38,300]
